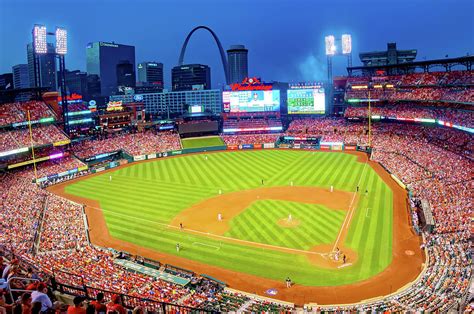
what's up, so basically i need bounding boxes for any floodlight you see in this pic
[342,34,352,54]
[33,25,47,54]
[55,27,67,55]
[325,35,336,56]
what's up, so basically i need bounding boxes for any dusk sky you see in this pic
[1,0,473,88]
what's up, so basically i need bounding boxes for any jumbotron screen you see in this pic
[223,90,280,113]
[287,88,325,114]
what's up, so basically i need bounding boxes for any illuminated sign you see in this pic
[230,77,273,91]
[223,90,280,113]
[89,100,97,106]
[223,126,283,133]
[53,139,71,146]
[100,42,119,48]
[106,100,123,111]
[68,118,93,125]
[287,88,325,115]
[67,110,91,116]
[133,94,144,102]
[0,147,29,158]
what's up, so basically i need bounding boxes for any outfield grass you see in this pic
[181,136,225,149]
[65,150,393,286]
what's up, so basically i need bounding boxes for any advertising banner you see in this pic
[78,165,89,172]
[241,144,254,149]
[253,144,263,149]
[263,143,275,149]
[148,154,157,159]
[134,155,146,161]
[170,150,182,155]
[332,144,343,151]
[345,145,356,150]
[294,144,301,149]
[95,167,105,172]
[320,145,330,150]
[227,145,238,150]
[53,139,71,146]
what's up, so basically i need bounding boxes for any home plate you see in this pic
[338,263,352,268]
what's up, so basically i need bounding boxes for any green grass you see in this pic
[226,200,346,250]
[181,136,225,149]
[65,150,393,286]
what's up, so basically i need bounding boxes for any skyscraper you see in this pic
[116,60,136,90]
[65,70,88,96]
[86,41,135,96]
[227,45,248,84]
[137,62,164,87]
[171,64,211,91]
[12,64,30,89]
[27,42,57,90]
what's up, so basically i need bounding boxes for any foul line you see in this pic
[192,242,220,251]
[88,205,328,256]
[331,160,369,252]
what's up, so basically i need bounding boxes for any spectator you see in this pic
[31,283,52,313]
[67,296,86,314]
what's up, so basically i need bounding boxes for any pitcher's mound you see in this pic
[277,218,301,228]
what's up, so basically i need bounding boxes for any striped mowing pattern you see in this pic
[65,150,393,286]
[226,200,346,250]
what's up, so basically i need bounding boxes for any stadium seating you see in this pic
[0,100,56,126]
[72,130,182,158]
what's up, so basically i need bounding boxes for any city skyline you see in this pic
[1,0,473,89]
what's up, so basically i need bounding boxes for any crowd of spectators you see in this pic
[71,131,181,159]
[344,104,474,128]
[0,101,55,126]
[221,133,281,145]
[223,118,282,130]
[0,125,69,153]
[345,70,474,103]
[33,156,86,179]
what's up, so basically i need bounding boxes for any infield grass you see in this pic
[65,150,393,286]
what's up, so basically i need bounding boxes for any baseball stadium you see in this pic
[1,8,473,314]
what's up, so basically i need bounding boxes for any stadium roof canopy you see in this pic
[347,56,474,77]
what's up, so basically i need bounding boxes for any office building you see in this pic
[116,60,136,90]
[110,89,222,117]
[171,64,211,91]
[65,70,88,96]
[12,64,30,89]
[27,42,57,90]
[137,62,164,88]
[86,74,101,100]
[0,73,14,90]
[86,41,135,96]
[227,45,248,84]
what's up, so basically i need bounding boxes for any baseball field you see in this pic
[51,150,424,304]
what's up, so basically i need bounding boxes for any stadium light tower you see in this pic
[31,25,70,134]
[325,34,353,82]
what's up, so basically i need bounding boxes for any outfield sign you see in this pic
[134,155,146,161]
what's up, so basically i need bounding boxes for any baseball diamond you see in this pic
[49,150,423,304]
